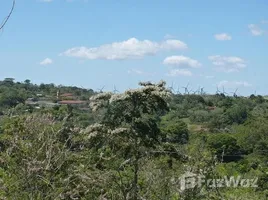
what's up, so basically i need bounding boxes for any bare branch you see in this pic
[0,0,15,31]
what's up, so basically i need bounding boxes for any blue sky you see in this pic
[0,0,268,95]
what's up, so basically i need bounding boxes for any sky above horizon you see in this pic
[0,0,268,95]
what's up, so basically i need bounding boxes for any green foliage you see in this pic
[160,112,189,144]
[225,104,248,124]
[86,81,171,199]
[0,115,71,199]
[207,133,243,162]
[0,78,268,199]
[0,88,27,107]
[189,110,209,123]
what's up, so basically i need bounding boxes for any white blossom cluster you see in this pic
[110,127,130,135]
[82,123,107,139]
[109,93,129,103]
[89,92,113,111]
[81,123,132,142]
[89,81,171,112]
[125,81,171,99]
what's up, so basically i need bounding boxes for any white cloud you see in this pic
[218,80,252,88]
[208,55,246,72]
[248,24,264,36]
[214,33,232,41]
[261,20,268,24]
[167,69,192,77]
[163,55,201,68]
[61,38,187,60]
[40,58,53,65]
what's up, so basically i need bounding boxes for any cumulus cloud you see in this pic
[208,55,246,72]
[218,80,252,88]
[163,55,201,68]
[214,33,232,41]
[248,24,264,36]
[61,38,187,60]
[40,58,53,65]
[166,69,192,77]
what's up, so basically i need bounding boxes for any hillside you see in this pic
[1,79,268,199]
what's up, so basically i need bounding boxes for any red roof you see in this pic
[60,93,73,97]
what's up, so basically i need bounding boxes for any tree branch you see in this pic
[0,0,15,31]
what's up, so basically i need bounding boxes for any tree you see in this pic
[207,133,243,162]
[24,79,31,85]
[226,104,248,124]
[160,112,189,144]
[0,114,74,199]
[86,81,170,199]
[2,78,14,86]
[189,109,209,123]
[0,88,27,108]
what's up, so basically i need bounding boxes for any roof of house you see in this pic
[60,93,73,97]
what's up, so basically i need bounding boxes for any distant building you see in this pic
[60,93,73,97]
[58,92,76,100]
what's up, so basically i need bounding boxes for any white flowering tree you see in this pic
[85,81,171,199]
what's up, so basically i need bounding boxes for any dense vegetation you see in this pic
[1,78,268,199]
